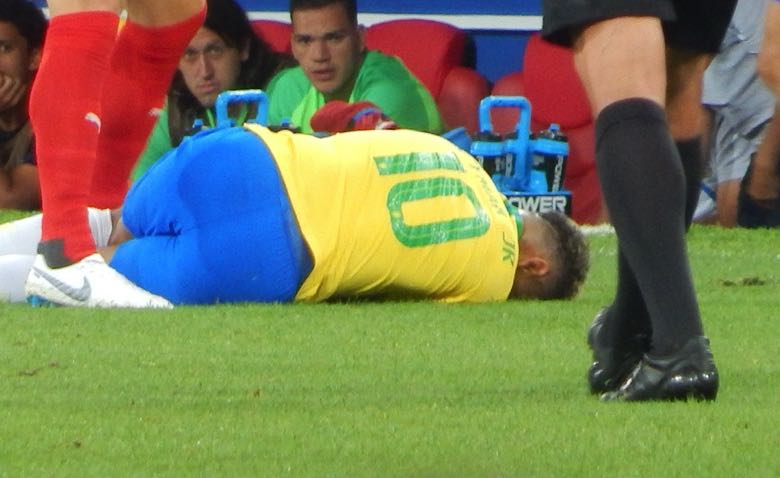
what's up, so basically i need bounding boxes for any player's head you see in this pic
[510,211,589,300]
[289,0,365,97]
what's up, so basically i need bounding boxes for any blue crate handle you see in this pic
[214,89,269,127]
[472,96,533,191]
[478,95,531,150]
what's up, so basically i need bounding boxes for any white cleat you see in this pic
[25,253,173,309]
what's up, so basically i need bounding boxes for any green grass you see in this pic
[1,210,779,477]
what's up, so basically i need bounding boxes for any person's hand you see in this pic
[0,72,27,112]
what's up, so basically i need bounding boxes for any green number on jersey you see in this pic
[374,152,489,247]
[374,151,464,175]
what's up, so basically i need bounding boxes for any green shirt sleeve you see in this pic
[132,106,173,182]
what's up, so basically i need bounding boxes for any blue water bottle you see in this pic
[530,124,568,192]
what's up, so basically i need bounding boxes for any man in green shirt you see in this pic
[266,0,444,134]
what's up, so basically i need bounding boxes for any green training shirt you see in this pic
[266,50,444,134]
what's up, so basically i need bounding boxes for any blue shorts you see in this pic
[111,127,312,305]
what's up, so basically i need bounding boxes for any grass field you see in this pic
[1,211,778,477]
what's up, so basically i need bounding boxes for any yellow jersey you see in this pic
[244,125,520,302]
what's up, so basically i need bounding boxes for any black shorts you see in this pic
[542,0,738,54]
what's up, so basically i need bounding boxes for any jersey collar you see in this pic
[504,200,524,242]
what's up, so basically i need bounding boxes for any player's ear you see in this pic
[518,256,550,277]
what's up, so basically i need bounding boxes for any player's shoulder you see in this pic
[359,51,417,81]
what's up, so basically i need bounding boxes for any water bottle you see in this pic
[530,124,568,192]
[471,131,505,177]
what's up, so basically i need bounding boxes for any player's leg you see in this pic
[0,214,44,256]
[0,207,115,303]
[587,50,712,393]
[25,0,203,308]
[26,0,169,308]
[0,255,35,303]
[758,1,780,98]
[572,16,672,396]
[110,127,311,304]
[738,110,780,227]
[45,0,117,14]
[112,130,213,242]
[542,2,673,395]
[29,0,120,269]
[16,205,168,308]
[109,207,308,305]
[666,49,712,228]
[88,0,206,208]
[665,0,737,228]
[712,118,770,227]
[0,209,113,257]
[583,1,734,401]
[15,207,169,308]
[732,1,780,227]
[569,13,716,400]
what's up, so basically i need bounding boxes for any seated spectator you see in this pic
[133,0,291,180]
[266,0,444,134]
[0,0,46,210]
[694,0,774,227]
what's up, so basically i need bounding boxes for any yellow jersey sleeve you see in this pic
[244,125,519,302]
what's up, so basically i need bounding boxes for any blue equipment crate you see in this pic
[470,96,572,215]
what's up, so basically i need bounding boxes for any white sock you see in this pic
[87,207,114,248]
[0,254,35,303]
[0,214,42,255]
[0,208,113,256]
[0,209,114,302]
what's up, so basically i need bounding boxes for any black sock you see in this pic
[676,137,704,230]
[608,250,651,343]
[595,98,703,355]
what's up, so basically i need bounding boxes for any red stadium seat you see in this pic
[364,19,490,134]
[251,19,292,54]
[492,34,606,224]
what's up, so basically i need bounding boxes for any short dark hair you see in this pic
[537,212,590,300]
[0,0,47,50]
[289,0,358,26]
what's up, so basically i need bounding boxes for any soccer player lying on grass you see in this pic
[1,125,589,306]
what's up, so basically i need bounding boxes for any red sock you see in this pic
[29,12,118,264]
[89,8,206,208]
